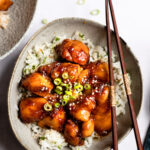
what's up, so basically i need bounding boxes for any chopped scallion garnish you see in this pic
[65,90,72,96]
[63,94,70,101]
[56,86,63,91]
[55,89,63,95]
[61,99,68,106]
[70,95,76,99]
[61,82,68,87]
[84,83,91,90]
[62,72,69,79]
[90,9,100,16]
[54,78,62,85]
[74,83,83,91]
[44,103,52,112]
[55,103,60,108]
[41,19,48,24]
[76,0,86,5]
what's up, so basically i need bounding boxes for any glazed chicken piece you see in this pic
[21,72,54,98]
[94,110,111,135]
[95,86,110,108]
[19,97,47,123]
[77,69,90,85]
[38,107,66,131]
[38,62,59,76]
[81,117,94,138]
[51,63,82,83]
[93,85,112,135]
[56,39,89,65]
[86,61,109,83]
[64,120,83,146]
[0,0,13,11]
[68,95,96,122]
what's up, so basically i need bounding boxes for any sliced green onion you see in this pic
[61,82,68,87]
[90,9,100,16]
[74,82,78,86]
[55,89,63,95]
[62,72,69,79]
[70,95,76,99]
[78,85,83,91]
[65,90,72,96]
[40,136,46,140]
[56,86,63,91]
[74,83,79,88]
[63,94,70,101]
[54,78,62,85]
[41,19,48,24]
[69,76,74,79]
[74,84,83,91]
[55,103,60,108]
[76,0,86,5]
[44,103,52,112]
[66,83,72,90]
[61,99,68,106]
[79,91,82,95]
[84,83,91,90]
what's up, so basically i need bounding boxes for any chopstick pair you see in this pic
[105,0,143,150]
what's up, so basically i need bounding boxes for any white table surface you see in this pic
[0,0,150,149]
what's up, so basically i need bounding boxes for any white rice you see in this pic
[22,31,131,150]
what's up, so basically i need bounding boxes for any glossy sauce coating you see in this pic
[86,61,109,83]
[19,39,112,146]
[64,120,83,146]
[19,97,47,123]
[92,86,112,135]
[38,62,59,76]
[0,0,13,11]
[21,72,54,98]
[56,39,89,65]
[68,95,96,122]
[81,118,94,137]
[51,62,82,83]
[38,107,66,131]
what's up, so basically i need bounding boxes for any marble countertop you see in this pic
[0,0,150,149]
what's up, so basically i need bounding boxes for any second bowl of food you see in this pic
[8,18,143,150]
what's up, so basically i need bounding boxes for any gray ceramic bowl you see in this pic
[0,0,37,60]
[8,18,143,150]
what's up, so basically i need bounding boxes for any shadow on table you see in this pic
[0,51,25,150]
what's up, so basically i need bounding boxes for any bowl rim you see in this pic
[0,0,38,60]
[7,17,143,150]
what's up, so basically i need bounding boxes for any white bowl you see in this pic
[8,18,143,150]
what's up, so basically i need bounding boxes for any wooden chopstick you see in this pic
[108,0,143,149]
[105,0,118,150]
